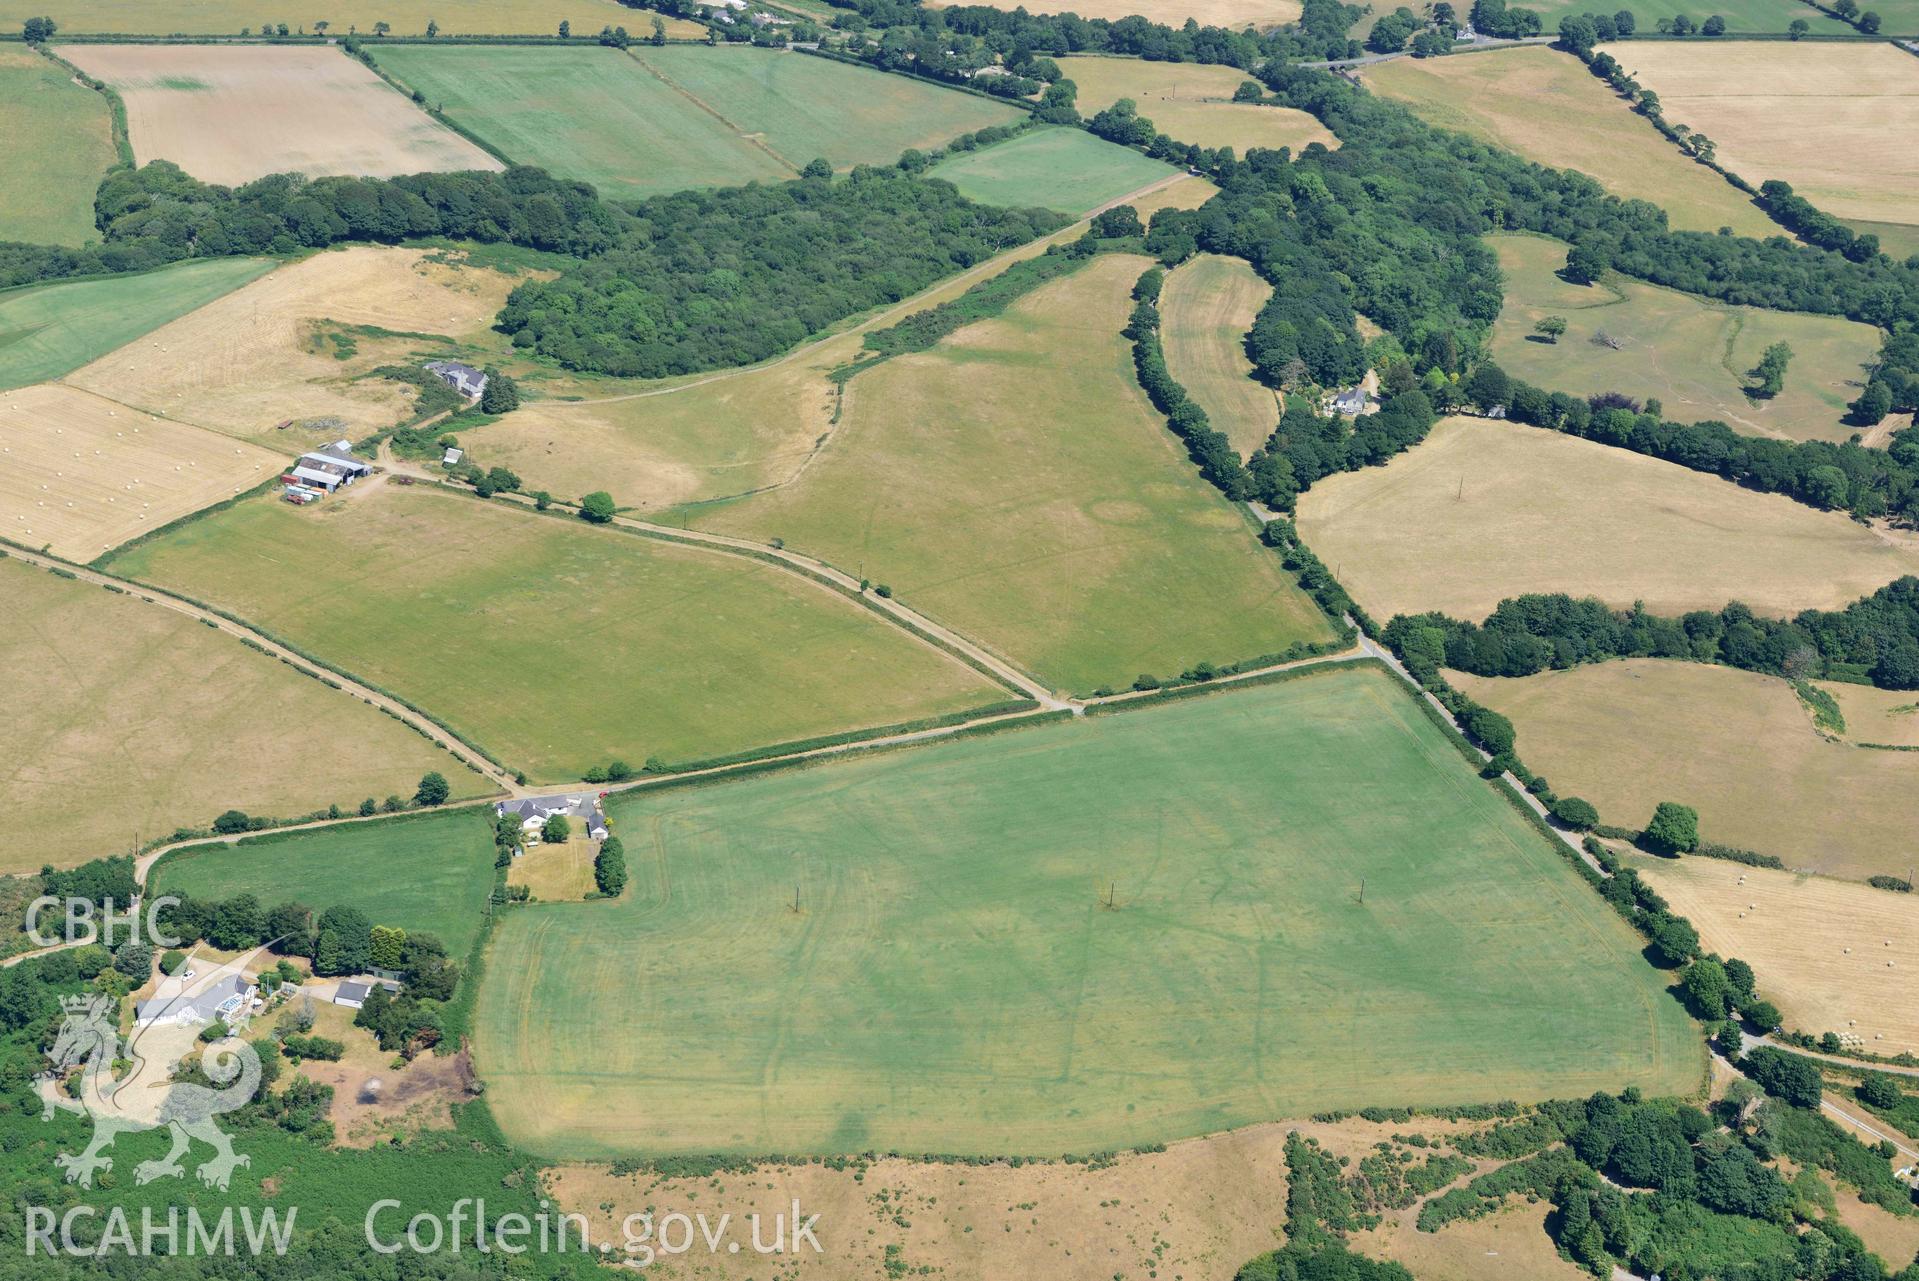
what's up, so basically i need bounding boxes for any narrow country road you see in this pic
[1302,33,1555,69]
[1746,1033,1919,1080]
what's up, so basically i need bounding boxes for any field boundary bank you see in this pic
[622,47,803,175]
[354,44,517,166]
[33,41,135,168]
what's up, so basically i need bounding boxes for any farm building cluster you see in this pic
[497,793,610,856]
[281,440,371,504]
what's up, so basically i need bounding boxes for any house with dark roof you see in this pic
[426,360,488,402]
[497,793,610,844]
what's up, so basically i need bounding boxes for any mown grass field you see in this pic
[474,665,1696,1159]
[927,127,1180,215]
[154,807,499,956]
[0,46,116,247]
[1487,233,1878,444]
[371,44,786,197]
[106,484,1006,781]
[1631,854,1919,1056]
[1601,42,1919,242]
[1360,46,1775,237]
[0,557,483,874]
[1057,56,1337,155]
[0,0,700,35]
[373,45,1020,199]
[462,177,1220,512]
[1295,417,1919,623]
[1450,658,1919,882]
[692,253,1336,695]
[0,256,274,391]
[1158,253,1278,457]
[64,44,499,187]
[627,46,1025,171]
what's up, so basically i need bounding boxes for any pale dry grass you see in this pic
[1361,45,1774,236]
[1295,417,1919,622]
[1059,56,1337,154]
[508,837,597,902]
[67,246,521,446]
[0,0,700,36]
[61,44,499,186]
[0,382,281,560]
[1159,253,1280,457]
[1834,1187,1919,1269]
[928,0,1299,26]
[291,1002,471,1146]
[0,556,482,873]
[1357,1201,1589,1281]
[466,177,1220,513]
[1601,41,1919,234]
[1820,681,1919,747]
[1450,658,1919,882]
[1631,855,1919,1054]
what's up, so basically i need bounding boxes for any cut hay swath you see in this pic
[60,44,500,186]
[473,664,1697,1159]
[1296,417,1919,623]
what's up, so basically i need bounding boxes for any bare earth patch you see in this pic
[66,246,522,446]
[1296,416,1919,622]
[1601,41,1919,239]
[60,44,500,186]
[1631,856,1919,1055]
[1450,658,1919,883]
[0,382,281,561]
[288,1003,475,1147]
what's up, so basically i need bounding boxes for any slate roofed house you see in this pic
[498,794,610,842]
[426,360,488,401]
[133,973,257,1028]
[331,978,399,1009]
[1331,387,1369,416]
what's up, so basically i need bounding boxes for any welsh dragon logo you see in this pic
[37,946,269,1191]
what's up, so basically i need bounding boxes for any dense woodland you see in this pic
[494,166,1064,376]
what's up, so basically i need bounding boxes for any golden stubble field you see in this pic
[1632,856,1919,1055]
[1600,41,1919,239]
[1296,417,1919,622]
[61,44,500,186]
[1058,56,1337,154]
[66,246,523,446]
[1159,253,1280,457]
[1450,659,1919,882]
[0,382,281,561]
[0,556,482,872]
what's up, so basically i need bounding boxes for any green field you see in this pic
[927,126,1180,216]
[0,0,702,36]
[106,484,1006,781]
[154,807,499,957]
[372,45,1021,200]
[626,46,1024,171]
[0,47,117,246]
[474,665,1698,1159]
[1488,233,1879,443]
[0,256,275,390]
[690,253,1336,695]
[1528,0,1860,31]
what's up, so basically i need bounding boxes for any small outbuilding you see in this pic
[285,440,372,493]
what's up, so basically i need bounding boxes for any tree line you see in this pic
[1384,577,1919,690]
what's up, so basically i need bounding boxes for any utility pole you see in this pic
[1357,878,1366,905]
